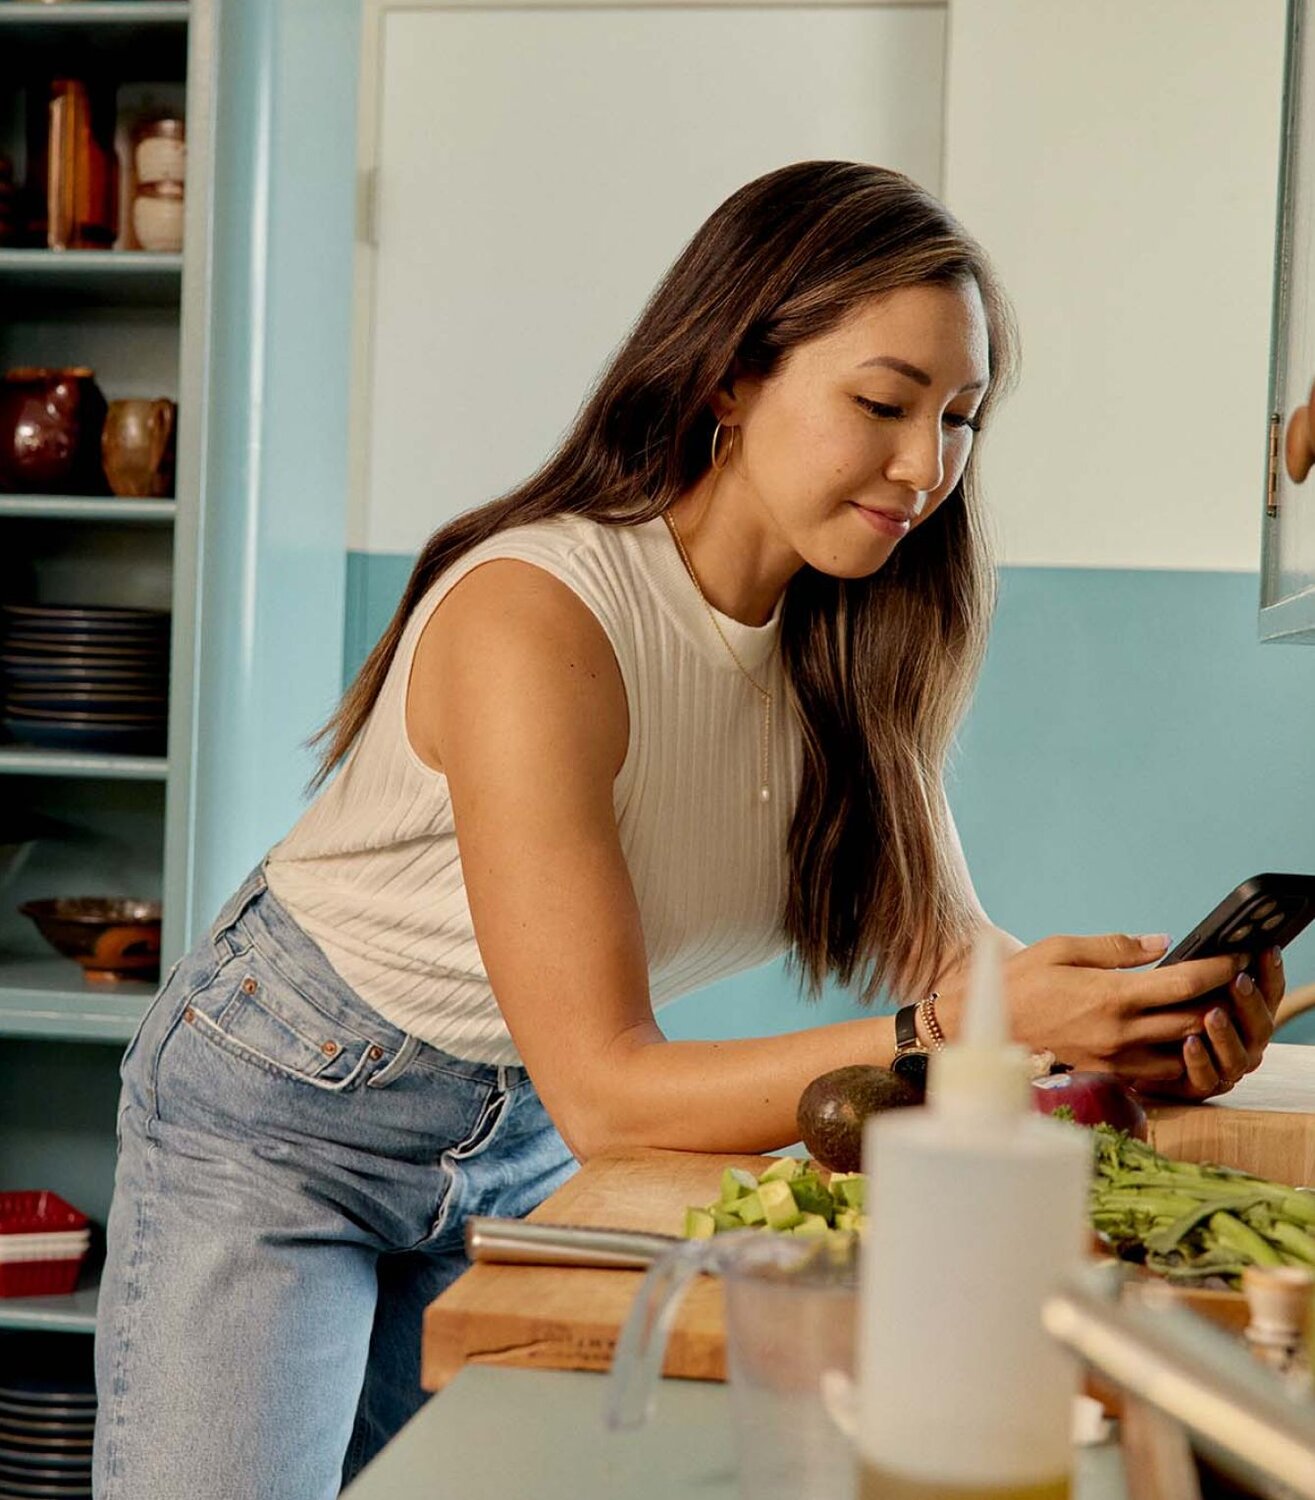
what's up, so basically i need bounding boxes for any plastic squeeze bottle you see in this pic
[856,926,1092,1500]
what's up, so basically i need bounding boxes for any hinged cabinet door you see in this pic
[1262,0,1315,640]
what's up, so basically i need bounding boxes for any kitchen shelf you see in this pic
[0,495,176,522]
[0,4,188,76]
[0,251,184,308]
[0,1272,99,1336]
[0,3,188,23]
[0,748,168,780]
[0,958,153,1042]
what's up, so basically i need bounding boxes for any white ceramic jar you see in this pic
[133,117,186,187]
[132,181,184,253]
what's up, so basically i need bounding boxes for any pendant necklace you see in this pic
[662,510,774,805]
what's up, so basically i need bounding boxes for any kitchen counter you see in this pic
[421,1044,1315,1392]
[341,1365,1130,1500]
[364,1044,1315,1497]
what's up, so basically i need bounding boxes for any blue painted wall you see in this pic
[344,553,1315,1044]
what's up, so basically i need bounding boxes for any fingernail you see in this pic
[1235,972,1256,997]
[1208,1008,1228,1030]
[1186,1035,1204,1054]
[1138,933,1172,953]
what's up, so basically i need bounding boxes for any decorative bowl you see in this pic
[19,897,162,981]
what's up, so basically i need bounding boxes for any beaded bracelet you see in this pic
[917,992,946,1050]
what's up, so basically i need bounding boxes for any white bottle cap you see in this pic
[927,925,1033,1120]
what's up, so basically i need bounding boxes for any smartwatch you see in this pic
[891,1003,930,1089]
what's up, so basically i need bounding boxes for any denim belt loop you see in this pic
[209,863,270,953]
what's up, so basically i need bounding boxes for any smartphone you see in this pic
[1155,872,1315,1008]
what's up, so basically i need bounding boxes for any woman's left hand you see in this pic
[1139,946,1285,1101]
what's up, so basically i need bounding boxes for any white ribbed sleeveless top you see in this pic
[265,513,804,1065]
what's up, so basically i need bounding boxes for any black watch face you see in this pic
[891,1050,928,1089]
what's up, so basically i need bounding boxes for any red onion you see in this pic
[1031,1070,1149,1140]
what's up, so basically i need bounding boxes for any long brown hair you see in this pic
[314,161,1019,1006]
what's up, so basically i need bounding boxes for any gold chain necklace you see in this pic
[662,510,773,805]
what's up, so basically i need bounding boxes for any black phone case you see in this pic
[1156,874,1315,1005]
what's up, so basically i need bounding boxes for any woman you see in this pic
[93,161,1282,1499]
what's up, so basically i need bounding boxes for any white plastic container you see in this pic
[857,929,1092,1500]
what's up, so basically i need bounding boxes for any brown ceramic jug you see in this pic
[0,367,108,494]
[101,398,177,498]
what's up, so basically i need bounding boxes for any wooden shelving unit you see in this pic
[0,0,213,1344]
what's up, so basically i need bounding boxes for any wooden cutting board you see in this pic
[1145,1042,1315,1184]
[420,1043,1315,1393]
[422,1147,751,1391]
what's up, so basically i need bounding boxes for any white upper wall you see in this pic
[944,0,1288,571]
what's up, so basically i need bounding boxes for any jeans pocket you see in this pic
[184,955,386,1093]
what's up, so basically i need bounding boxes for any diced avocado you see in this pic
[759,1156,803,1184]
[710,1206,741,1233]
[834,1208,859,1233]
[720,1166,759,1205]
[734,1190,766,1225]
[758,1178,803,1231]
[791,1212,829,1237]
[825,1228,855,1258]
[788,1172,836,1222]
[830,1174,866,1212]
[684,1207,716,1240]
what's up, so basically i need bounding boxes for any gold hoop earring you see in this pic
[710,421,737,472]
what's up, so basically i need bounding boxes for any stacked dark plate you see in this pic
[0,605,169,755]
[0,1335,95,1500]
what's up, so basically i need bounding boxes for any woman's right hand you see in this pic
[940,932,1248,1089]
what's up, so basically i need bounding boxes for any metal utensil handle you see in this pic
[465,1217,679,1269]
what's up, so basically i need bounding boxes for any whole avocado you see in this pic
[796,1064,924,1173]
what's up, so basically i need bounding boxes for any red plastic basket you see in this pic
[0,1191,91,1299]
[0,1191,89,1235]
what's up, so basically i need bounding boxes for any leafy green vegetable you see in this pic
[1090,1124,1315,1287]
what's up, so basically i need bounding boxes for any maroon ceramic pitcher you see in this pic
[0,366,109,494]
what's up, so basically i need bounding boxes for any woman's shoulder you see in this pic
[428,512,648,624]
[404,512,649,663]
[461,511,637,568]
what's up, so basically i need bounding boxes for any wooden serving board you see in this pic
[1144,1043,1315,1186]
[420,1044,1315,1393]
[422,1148,754,1391]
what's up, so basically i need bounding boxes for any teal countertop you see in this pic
[342,1366,1128,1500]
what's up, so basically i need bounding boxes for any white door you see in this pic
[350,0,947,557]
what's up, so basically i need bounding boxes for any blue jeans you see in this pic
[92,865,578,1499]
